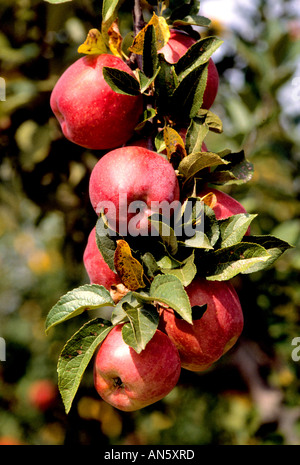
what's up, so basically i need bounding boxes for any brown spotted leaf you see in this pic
[114,240,146,291]
[78,28,107,55]
[107,20,123,58]
[163,126,187,162]
[129,13,170,55]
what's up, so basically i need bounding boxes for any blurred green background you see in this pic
[0,0,299,446]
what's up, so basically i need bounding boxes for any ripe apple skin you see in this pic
[158,29,219,110]
[83,227,121,289]
[93,325,181,411]
[159,278,244,371]
[200,186,251,235]
[50,54,143,150]
[89,146,180,235]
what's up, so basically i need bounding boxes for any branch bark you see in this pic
[130,0,145,69]
[133,0,145,36]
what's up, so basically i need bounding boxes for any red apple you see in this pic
[159,278,244,371]
[83,227,121,289]
[50,54,143,150]
[158,29,219,110]
[200,186,251,234]
[93,325,181,411]
[89,146,180,235]
[27,379,58,411]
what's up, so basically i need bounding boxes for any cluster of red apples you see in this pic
[50,29,247,412]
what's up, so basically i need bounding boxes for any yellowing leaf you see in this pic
[163,126,187,162]
[201,192,217,209]
[129,13,170,55]
[114,240,146,291]
[78,28,107,55]
[107,20,123,58]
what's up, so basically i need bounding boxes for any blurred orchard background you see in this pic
[0,0,300,446]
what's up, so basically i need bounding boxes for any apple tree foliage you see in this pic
[44,0,293,414]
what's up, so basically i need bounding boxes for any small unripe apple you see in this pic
[27,379,58,411]
[159,278,244,371]
[93,325,181,411]
[158,29,219,110]
[89,146,180,235]
[83,227,120,289]
[50,54,143,150]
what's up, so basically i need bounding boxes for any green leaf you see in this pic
[95,214,117,272]
[203,203,220,247]
[180,194,204,227]
[186,119,209,154]
[45,284,114,333]
[176,196,212,248]
[154,129,166,153]
[218,214,257,248]
[155,55,178,113]
[160,252,197,286]
[102,0,125,38]
[185,112,223,155]
[241,235,294,273]
[141,252,160,278]
[135,106,157,131]
[175,37,223,82]
[102,0,123,24]
[164,0,204,24]
[149,213,178,256]
[178,151,229,186]
[179,230,213,249]
[58,318,113,414]
[102,67,141,96]
[156,253,183,270]
[121,302,159,353]
[143,24,159,79]
[110,292,140,325]
[204,243,271,281]
[196,109,223,133]
[121,31,134,58]
[171,63,208,119]
[138,69,161,94]
[173,15,211,28]
[149,274,192,324]
[210,150,254,186]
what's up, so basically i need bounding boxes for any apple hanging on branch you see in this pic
[45,0,293,414]
[50,48,144,150]
[93,325,181,412]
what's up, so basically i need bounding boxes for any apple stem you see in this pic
[113,377,125,389]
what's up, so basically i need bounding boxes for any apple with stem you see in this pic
[50,54,143,150]
[159,277,244,371]
[158,29,219,110]
[93,325,181,411]
[89,146,180,235]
